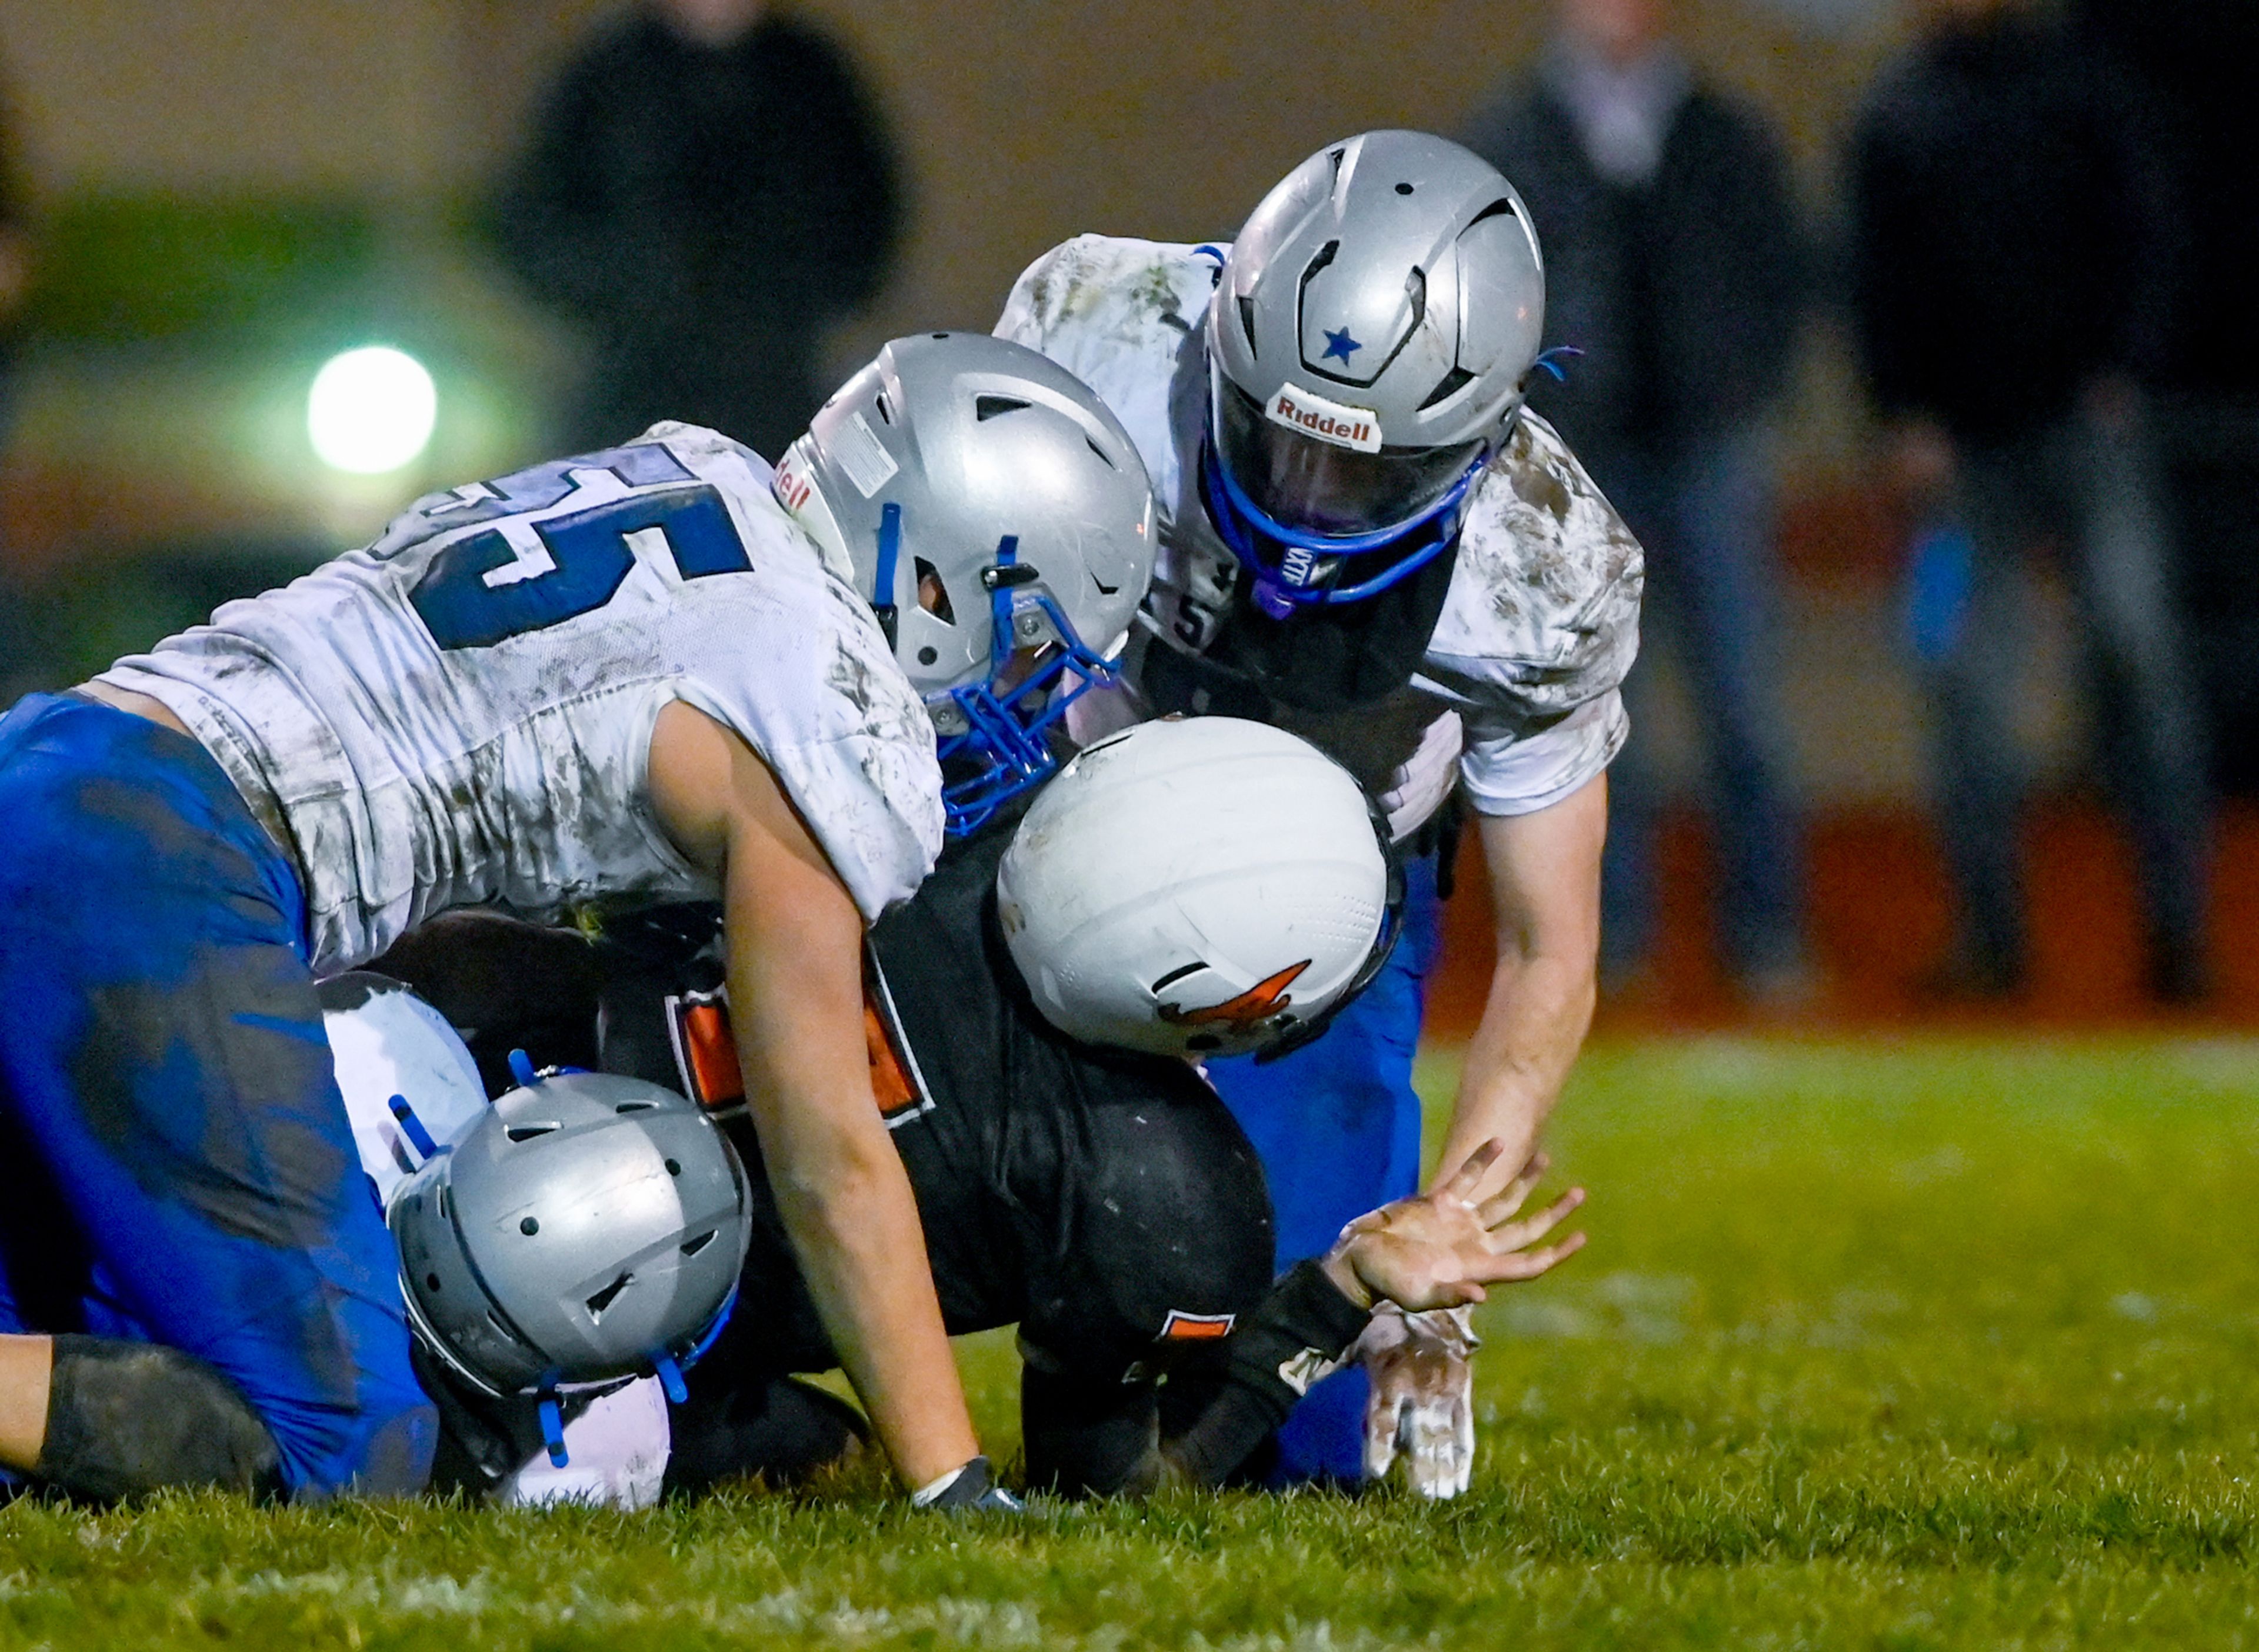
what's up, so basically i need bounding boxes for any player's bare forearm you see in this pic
[648,703,978,1491]
[1438,952,1594,1184]
[721,849,977,1491]
[1433,777,1607,1196]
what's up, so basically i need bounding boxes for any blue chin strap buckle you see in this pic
[932,533,1122,837]
[529,1283,740,1471]
[1198,430,1483,620]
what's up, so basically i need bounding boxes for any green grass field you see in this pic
[5,1038,2257,1650]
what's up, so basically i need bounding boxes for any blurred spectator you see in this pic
[0,79,34,699]
[2074,0,2259,792]
[1462,0,1811,1004]
[495,0,902,458]
[1846,0,2208,1001]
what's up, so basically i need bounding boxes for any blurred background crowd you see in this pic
[0,0,2250,1031]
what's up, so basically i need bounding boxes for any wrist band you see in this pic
[911,1458,977,1507]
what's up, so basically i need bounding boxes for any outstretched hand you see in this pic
[1322,1141,1585,1315]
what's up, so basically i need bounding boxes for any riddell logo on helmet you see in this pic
[771,448,815,515]
[1265,385,1384,454]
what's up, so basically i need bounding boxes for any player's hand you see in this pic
[1355,1303,1478,1499]
[911,1455,1025,1514]
[1323,1141,1585,1314]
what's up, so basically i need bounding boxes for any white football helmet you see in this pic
[995,717,1400,1060]
[319,971,492,1205]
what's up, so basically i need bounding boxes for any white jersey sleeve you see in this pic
[1420,412,1643,815]
[998,235,1643,825]
[995,234,1221,528]
[101,424,942,971]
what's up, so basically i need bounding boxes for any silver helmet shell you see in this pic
[389,1072,750,1398]
[774,331,1155,710]
[1208,131,1545,544]
[995,717,1398,1060]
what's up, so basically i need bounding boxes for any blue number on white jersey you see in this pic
[404,447,754,650]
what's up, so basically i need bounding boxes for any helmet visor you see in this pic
[1214,378,1484,539]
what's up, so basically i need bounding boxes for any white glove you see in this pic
[1374,710,1464,842]
[1355,1302,1480,1498]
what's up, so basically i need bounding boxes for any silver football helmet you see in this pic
[388,1070,750,1403]
[1206,131,1547,616]
[774,331,1157,834]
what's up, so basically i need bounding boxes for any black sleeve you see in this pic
[1021,1262,1372,1496]
[38,1335,285,1503]
[1157,1261,1372,1487]
[363,909,603,1093]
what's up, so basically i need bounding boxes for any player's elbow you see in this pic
[762,1128,904,1234]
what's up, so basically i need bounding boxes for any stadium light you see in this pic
[308,345,438,474]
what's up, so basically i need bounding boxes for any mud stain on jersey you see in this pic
[1131,259,1195,332]
[1028,239,1203,336]
[1509,451,1574,524]
[825,638,884,720]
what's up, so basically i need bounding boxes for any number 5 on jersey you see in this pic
[411,476,751,651]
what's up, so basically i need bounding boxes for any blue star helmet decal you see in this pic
[1321,327,1362,364]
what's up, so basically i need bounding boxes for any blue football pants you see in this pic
[1205,851,1442,1483]
[0,694,434,1498]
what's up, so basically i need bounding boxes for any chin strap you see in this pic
[869,502,904,648]
[1198,434,1477,618]
[387,1093,439,1158]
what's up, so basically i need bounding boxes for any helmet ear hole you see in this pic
[1420,365,1477,411]
[584,1273,631,1320]
[913,559,957,624]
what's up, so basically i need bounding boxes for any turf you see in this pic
[5,1037,2258,1650]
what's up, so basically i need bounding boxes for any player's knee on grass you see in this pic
[1021,1361,1165,1497]
[38,1335,285,1503]
[1021,1079,1278,1497]
[1032,1078,1277,1380]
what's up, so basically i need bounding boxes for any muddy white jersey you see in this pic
[996,235,1643,821]
[101,423,942,972]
